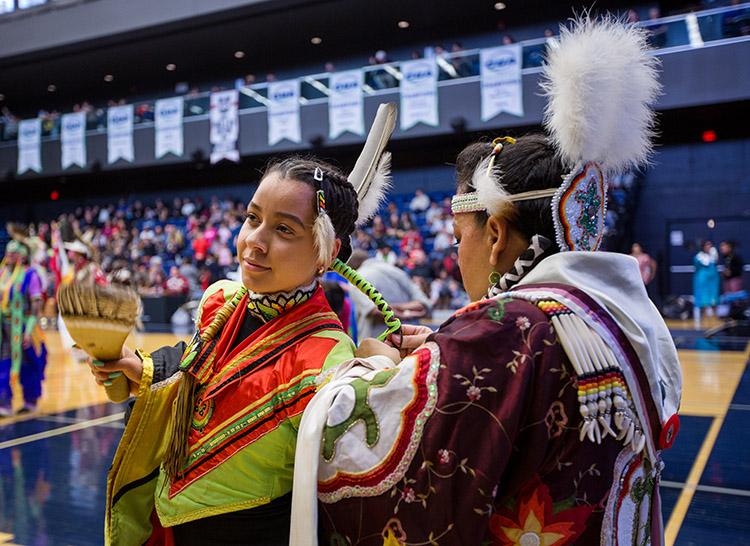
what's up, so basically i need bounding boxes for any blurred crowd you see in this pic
[18,189,471,313]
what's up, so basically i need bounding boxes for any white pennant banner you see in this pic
[328,70,364,139]
[210,90,240,164]
[107,105,134,164]
[17,118,42,174]
[480,45,524,121]
[268,80,301,146]
[61,112,86,169]
[400,59,439,131]
[155,97,184,159]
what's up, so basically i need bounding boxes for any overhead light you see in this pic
[234,50,245,59]
[47,84,56,92]
[397,20,410,29]
[707,219,716,229]
[166,63,176,71]
[104,74,114,82]
[494,2,506,9]
[311,36,322,45]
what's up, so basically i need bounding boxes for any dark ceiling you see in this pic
[0,0,635,115]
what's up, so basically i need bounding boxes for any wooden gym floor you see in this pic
[0,324,745,545]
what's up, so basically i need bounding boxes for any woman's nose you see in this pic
[244,226,268,254]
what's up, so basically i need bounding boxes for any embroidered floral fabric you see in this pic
[320,296,625,545]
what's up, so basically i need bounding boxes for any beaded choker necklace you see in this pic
[246,280,318,323]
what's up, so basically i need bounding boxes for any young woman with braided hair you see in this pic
[87,104,401,546]
[87,153,396,545]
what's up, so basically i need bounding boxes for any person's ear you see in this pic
[486,215,509,267]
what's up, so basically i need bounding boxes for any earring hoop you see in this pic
[488,270,501,286]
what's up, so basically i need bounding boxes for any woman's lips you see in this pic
[242,258,271,273]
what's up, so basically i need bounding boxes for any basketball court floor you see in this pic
[0,323,746,545]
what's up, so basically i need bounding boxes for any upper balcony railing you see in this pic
[1,2,749,143]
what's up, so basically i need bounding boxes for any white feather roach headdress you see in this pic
[541,16,661,173]
[452,17,661,253]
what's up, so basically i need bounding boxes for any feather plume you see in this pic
[313,212,336,269]
[540,16,661,173]
[356,152,392,226]
[472,155,512,217]
[348,103,397,225]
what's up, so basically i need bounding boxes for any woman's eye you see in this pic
[245,213,259,224]
[276,224,293,235]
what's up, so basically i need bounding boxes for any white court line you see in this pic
[38,414,125,428]
[0,412,125,450]
[661,479,750,498]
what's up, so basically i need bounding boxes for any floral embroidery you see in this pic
[544,401,568,439]
[516,316,531,331]
[489,479,593,546]
[401,487,416,503]
[438,449,451,465]
[467,385,482,401]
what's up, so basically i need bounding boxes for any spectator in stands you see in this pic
[347,249,431,340]
[627,8,640,23]
[501,34,515,45]
[191,229,210,263]
[433,228,453,253]
[324,62,335,73]
[425,200,442,226]
[164,266,190,296]
[720,240,744,293]
[409,188,431,212]
[647,7,668,48]
[178,256,200,296]
[374,242,398,265]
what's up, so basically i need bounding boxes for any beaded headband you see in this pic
[450,137,608,252]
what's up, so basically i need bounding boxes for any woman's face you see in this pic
[237,174,321,294]
[453,213,494,302]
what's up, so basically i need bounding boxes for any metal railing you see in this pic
[1,2,749,144]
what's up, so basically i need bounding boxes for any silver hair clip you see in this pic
[314,167,324,181]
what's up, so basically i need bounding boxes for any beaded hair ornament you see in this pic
[452,17,660,253]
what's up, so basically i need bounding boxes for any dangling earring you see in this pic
[317,267,326,276]
[488,270,501,287]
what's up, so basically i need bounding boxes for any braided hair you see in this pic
[263,157,359,262]
[455,134,565,254]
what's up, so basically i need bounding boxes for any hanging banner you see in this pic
[61,112,86,169]
[107,104,134,164]
[155,97,184,158]
[209,90,240,164]
[480,44,524,121]
[328,70,364,139]
[400,59,439,131]
[267,79,301,146]
[17,118,42,174]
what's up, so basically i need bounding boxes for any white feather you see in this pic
[313,213,336,269]
[348,103,398,225]
[355,152,392,226]
[472,155,511,217]
[540,16,661,173]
